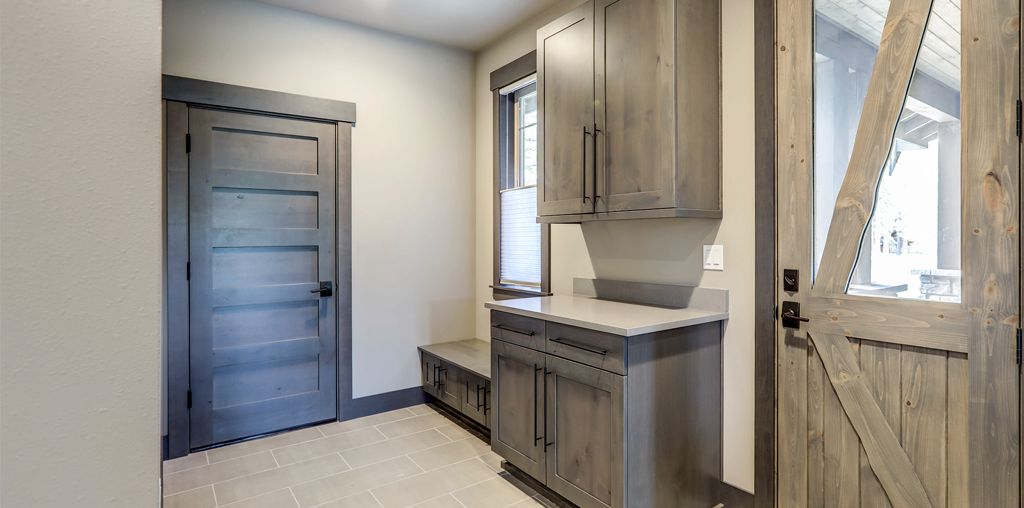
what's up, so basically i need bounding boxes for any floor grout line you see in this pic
[368,489,385,508]
[212,483,220,507]
[288,487,301,508]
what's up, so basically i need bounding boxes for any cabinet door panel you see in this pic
[437,361,463,409]
[421,352,440,398]
[595,0,675,213]
[491,339,547,480]
[463,371,491,428]
[545,355,625,508]
[537,1,595,217]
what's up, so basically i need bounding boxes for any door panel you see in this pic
[463,371,490,428]
[537,1,595,216]
[491,339,547,480]
[595,0,675,213]
[189,107,338,448]
[776,0,1020,504]
[544,355,624,508]
[438,361,464,409]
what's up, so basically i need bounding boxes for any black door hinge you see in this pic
[1016,329,1021,365]
[1016,100,1021,138]
[185,133,192,153]
[187,390,193,409]
[773,305,779,321]
[186,261,191,281]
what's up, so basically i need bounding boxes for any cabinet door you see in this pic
[595,0,675,213]
[545,355,625,508]
[421,352,440,398]
[437,361,463,409]
[462,371,491,428]
[537,0,595,217]
[491,339,547,480]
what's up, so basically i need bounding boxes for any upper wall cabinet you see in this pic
[536,0,721,223]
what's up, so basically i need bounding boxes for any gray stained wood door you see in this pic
[775,0,1020,505]
[188,107,338,448]
[491,339,547,480]
[594,0,675,213]
[544,355,625,508]
[537,0,596,217]
[463,370,490,428]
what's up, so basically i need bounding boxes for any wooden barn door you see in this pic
[776,0,1020,505]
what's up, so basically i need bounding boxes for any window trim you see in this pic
[491,51,550,298]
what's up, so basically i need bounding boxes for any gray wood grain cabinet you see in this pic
[536,0,721,223]
[418,339,492,430]
[490,310,722,508]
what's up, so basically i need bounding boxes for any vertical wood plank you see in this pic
[775,0,814,501]
[808,342,825,508]
[900,346,947,508]
[823,339,860,508]
[812,0,934,294]
[946,352,968,508]
[859,340,901,508]
[963,0,1021,501]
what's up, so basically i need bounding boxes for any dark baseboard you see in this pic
[341,386,426,421]
[425,394,491,441]
[502,460,578,508]
[720,481,754,508]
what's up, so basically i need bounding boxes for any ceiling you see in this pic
[252,0,567,51]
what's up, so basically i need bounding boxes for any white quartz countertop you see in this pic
[485,294,728,337]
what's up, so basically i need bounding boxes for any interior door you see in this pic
[537,0,596,217]
[776,0,1020,505]
[188,107,338,448]
[594,0,675,213]
[491,339,547,480]
[544,355,625,508]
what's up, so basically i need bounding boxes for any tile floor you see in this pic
[162,404,552,508]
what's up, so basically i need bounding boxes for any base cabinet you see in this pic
[421,352,442,398]
[463,370,491,428]
[491,340,548,481]
[418,340,492,430]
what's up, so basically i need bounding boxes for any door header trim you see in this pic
[162,75,357,125]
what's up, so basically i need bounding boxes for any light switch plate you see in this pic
[703,245,724,271]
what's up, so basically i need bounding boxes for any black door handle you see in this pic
[492,324,535,336]
[781,301,809,329]
[310,280,333,297]
[549,338,607,356]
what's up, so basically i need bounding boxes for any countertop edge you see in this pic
[484,301,729,337]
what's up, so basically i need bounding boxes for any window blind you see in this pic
[499,186,541,286]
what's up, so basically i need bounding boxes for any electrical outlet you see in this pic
[703,245,724,271]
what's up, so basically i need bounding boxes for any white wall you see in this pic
[163,0,477,398]
[474,0,757,492]
[0,0,164,505]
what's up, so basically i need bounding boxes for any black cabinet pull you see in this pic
[534,364,543,445]
[437,367,447,390]
[432,364,439,387]
[492,324,535,336]
[593,124,602,200]
[582,126,591,203]
[550,337,607,356]
[483,388,490,414]
[476,384,485,410]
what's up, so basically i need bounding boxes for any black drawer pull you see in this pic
[492,324,536,336]
[550,338,607,356]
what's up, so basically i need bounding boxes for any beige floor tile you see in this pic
[477,452,503,474]
[164,451,278,496]
[451,477,530,508]
[314,491,385,508]
[207,427,325,464]
[375,413,452,439]
[341,429,452,469]
[407,437,490,472]
[508,498,548,507]
[163,485,216,508]
[274,426,386,466]
[434,424,479,442]
[291,456,424,508]
[370,458,497,508]
[407,404,437,416]
[215,453,350,505]
[220,488,299,508]
[409,494,465,508]
[164,451,209,474]
[319,409,417,437]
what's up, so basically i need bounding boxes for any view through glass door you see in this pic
[776,0,1020,504]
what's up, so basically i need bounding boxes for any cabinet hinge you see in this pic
[186,261,191,281]
[1016,329,1021,366]
[1016,100,1021,138]
[187,390,192,409]
[773,305,778,321]
[185,133,192,153]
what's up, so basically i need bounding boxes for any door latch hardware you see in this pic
[310,281,333,297]
[1016,328,1021,365]
[781,301,810,330]
[187,390,192,409]
[186,133,192,153]
[783,269,799,293]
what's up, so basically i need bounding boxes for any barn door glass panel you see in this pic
[813,0,961,300]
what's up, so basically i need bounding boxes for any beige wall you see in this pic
[0,0,164,505]
[473,0,757,492]
[163,0,478,399]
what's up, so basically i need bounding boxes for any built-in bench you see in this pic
[418,339,491,432]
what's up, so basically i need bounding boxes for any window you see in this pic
[491,56,548,296]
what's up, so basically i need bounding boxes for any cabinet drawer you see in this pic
[462,371,490,428]
[490,310,545,351]
[545,322,626,375]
